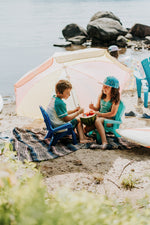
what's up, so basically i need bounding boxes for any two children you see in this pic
[47,76,120,148]
[47,80,92,143]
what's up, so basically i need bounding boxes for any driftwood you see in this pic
[118,160,135,179]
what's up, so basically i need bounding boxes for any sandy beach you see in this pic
[1,90,150,205]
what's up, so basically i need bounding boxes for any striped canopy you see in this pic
[14,48,132,119]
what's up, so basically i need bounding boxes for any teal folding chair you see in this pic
[39,106,77,147]
[92,101,125,144]
[134,57,150,108]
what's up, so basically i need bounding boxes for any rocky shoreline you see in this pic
[54,11,150,51]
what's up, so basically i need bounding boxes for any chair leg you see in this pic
[45,131,52,139]
[94,130,102,144]
[136,78,142,98]
[71,131,77,145]
[113,130,121,137]
[48,135,58,147]
[51,136,59,146]
[49,136,54,147]
[144,91,148,108]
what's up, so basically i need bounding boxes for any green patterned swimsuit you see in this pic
[99,99,112,113]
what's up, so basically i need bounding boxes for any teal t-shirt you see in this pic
[54,96,68,118]
[47,95,68,127]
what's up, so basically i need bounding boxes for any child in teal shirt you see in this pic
[47,79,92,143]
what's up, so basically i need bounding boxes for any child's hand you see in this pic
[95,111,101,117]
[75,106,80,112]
[89,103,94,110]
[78,107,84,114]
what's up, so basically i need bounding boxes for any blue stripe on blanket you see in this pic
[13,127,38,161]
[26,130,58,158]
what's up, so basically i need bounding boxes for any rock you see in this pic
[144,36,150,44]
[125,33,133,40]
[87,17,127,45]
[68,35,87,45]
[147,45,150,50]
[126,41,136,48]
[82,41,92,47]
[116,35,128,47]
[129,23,150,38]
[53,41,72,47]
[134,45,143,50]
[62,23,87,40]
[90,11,122,25]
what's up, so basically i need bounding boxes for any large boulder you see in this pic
[90,11,122,25]
[129,24,150,38]
[87,17,127,45]
[62,23,87,40]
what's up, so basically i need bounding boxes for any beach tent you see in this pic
[14,48,132,119]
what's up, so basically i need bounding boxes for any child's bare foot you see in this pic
[83,135,92,140]
[44,138,50,145]
[80,139,94,144]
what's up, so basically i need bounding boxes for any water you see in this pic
[0,0,150,98]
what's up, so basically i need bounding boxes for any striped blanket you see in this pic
[12,127,139,162]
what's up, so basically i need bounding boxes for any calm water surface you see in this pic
[0,0,150,97]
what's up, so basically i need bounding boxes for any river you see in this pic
[0,0,150,99]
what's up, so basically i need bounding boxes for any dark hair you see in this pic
[101,87,120,104]
[55,80,72,94]
[110,51,119,59]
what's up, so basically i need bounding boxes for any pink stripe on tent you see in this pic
[15,58,54,89]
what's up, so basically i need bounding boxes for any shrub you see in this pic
[0,146,150,224]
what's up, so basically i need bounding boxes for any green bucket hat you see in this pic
[103,76,119,89]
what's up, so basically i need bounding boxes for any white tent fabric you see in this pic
[14,48,132,119]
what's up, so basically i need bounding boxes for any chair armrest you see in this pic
[53,123,72,132]
[104,119,122,125]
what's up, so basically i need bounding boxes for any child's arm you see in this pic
[96,102,119,118]
[89,94,101,111]
[62,107,84,122]
[67,106,80,115]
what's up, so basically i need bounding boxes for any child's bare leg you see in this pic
[77,119,93,143]
[95,117,107,145]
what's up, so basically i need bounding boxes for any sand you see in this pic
[1,91,150,204]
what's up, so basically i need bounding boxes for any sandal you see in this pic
[125,111,137,117]
[138,113,150,119]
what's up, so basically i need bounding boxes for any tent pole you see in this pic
[63,65,79,108]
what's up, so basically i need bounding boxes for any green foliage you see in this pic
[0,167,49,225]
[0,163,150,225]
[121,174,140,190]
[49,189,150,225]
[0,144,150,225]
[5,142,14,152]
[0,143,5,154]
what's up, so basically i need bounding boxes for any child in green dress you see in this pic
[86,76,121,149]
